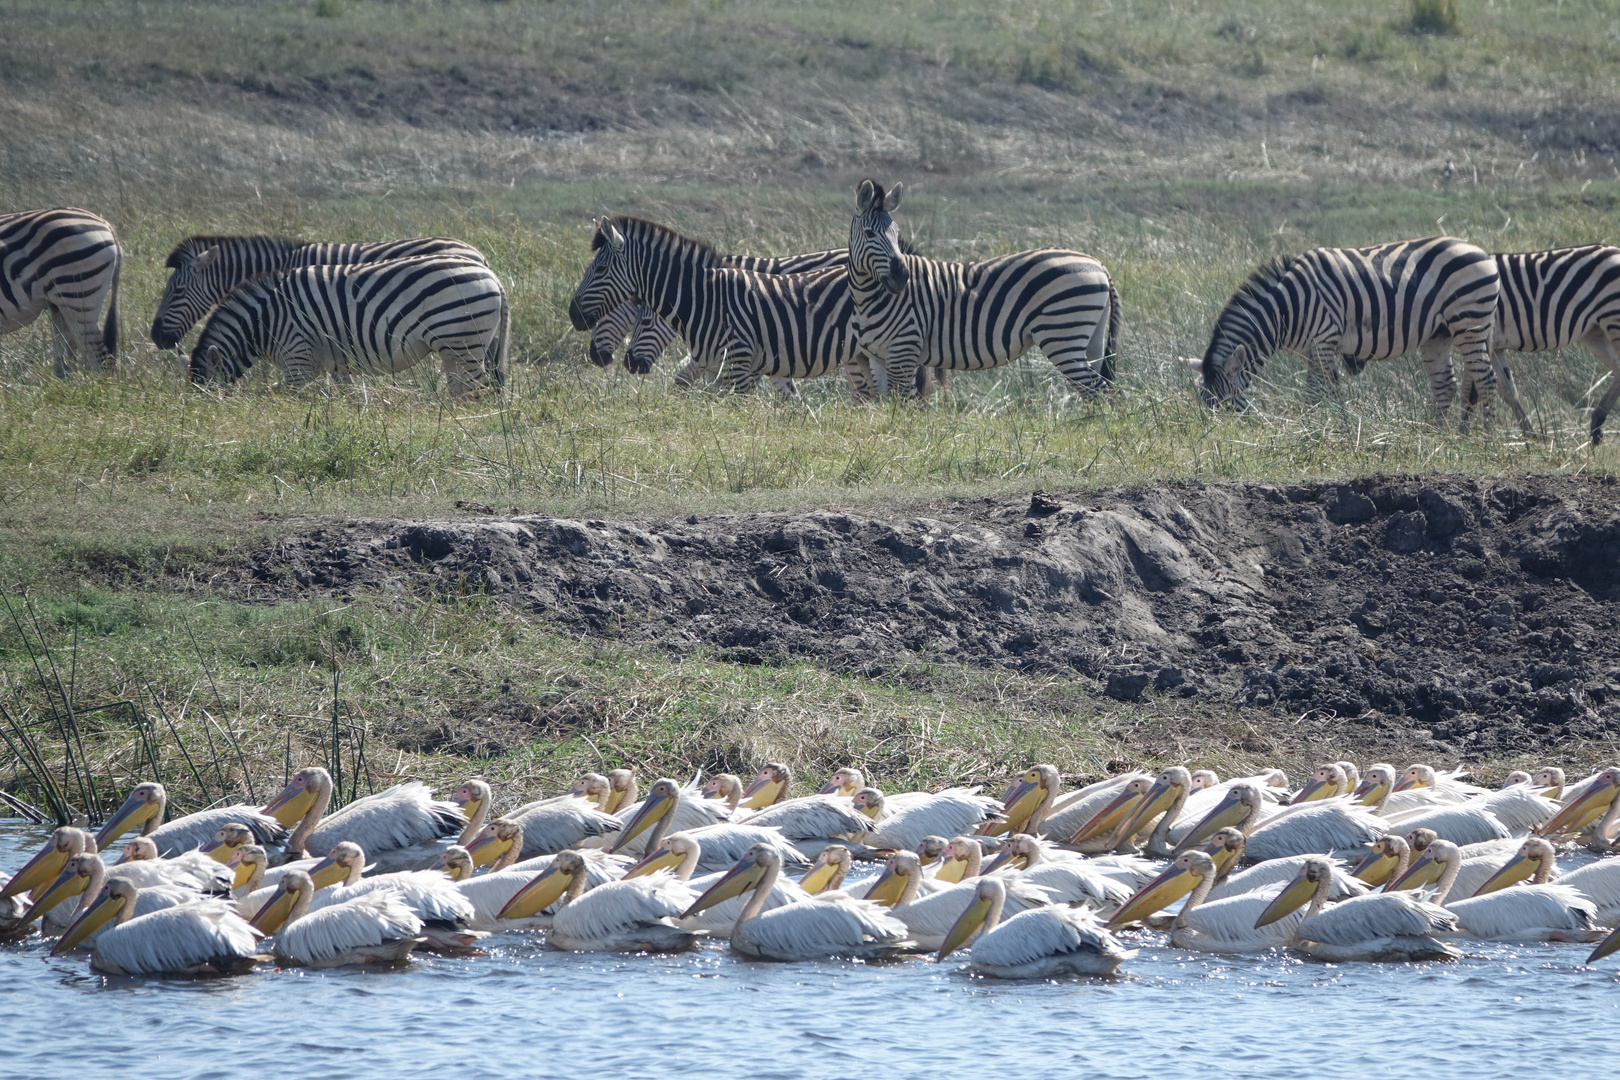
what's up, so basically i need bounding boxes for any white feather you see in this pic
[548,872,696,951]
[1208,857,1367,902]
[865,792,1003,852]
[966,906,1132,977]
[744,795,873,840]
[1245,802,1385,861]
[306,782,462,860]
[90,900,261,975]
[1444,884,1598,941]
[733,893,908,960]
[272,891,423,966]
[1558,860,1620,925]
[1383,804,1512,846]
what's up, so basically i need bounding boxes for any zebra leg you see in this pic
[1305,342,1345,404]
[845,353,876,403]
[1453,325,1498,431]
[1583,328,1620,445]
[1484,343,1532,434]
[1418,333,1459,423]
[883,348,924,401]
[47,304,74,379]
[1041,328,1108,399]
[769,377,801,400]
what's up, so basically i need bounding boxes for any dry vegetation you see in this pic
[3,0,1619,819]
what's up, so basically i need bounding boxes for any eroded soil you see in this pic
[221,475,1620,760]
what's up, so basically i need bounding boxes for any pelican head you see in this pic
[452,778,493,821]
[1353,763,1397,807]
[740,763,791,810]
[1172,783,1264,854]
[1404,827,1439,858]
[1189,769,1221,792]
[251,841,362,934]
[1472,836,1557,897]
[21,853,101,926]
[992,764,1058,836]
[799,845,851,894]
[1392,764,1438,793]
[983,833,1041,875]
[1349,835,1409,887]
[1501,771,1533,789]
[625,832,700,880]
[1386,837,1456,893]
[916,835,950,864]
[852,787,886,820]
[1254,856,1333,927]
[1205,827,1246,878]
[937,876,1005,960]
[1263,769,1290,789]
[1108,849,1214,927]
[53,876,139,955]
[611,778,682,853]
[433,845,474,881]
[1068,777,1152,844]
[864,851,920,907]
[570,772,610,807]
[1292,763,1347,805]
[604,770,638,815]
[95,782,166,849]
[701,773,744,808]
[199,822,256,869]
[115,836,159,865]
[1533,766,1566,799]
[263,767,333,827]
[1538,768,1620,838]
[230,844,269,891]
[682,843,778,918]
[1335,762,1360,796]
[935,836,982,884]
[465,818,523,870]
[1,826,93,900]
[819,767,865,796]
[1114,766,1192,841]
[249,869,319,936]
[498,850,587,920]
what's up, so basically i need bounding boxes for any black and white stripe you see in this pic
[1196,237,1501,421]
[1492,245,1620,442]
[568,218,866,396]
[0,207,121,376]
[190,255,508,395]
[845,180,1119,399]
[152,234,487,349]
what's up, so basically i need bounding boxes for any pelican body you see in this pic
[939,876,1133,977]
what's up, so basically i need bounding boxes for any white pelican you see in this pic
[798,845,853,894]
[625,832,812,935]
[0,826,95,902]
[1255,857,1461,961]
[1401,839,1601,942]
[1206,855,1368,903]
[23,855,201,946]
[938,876,1132,977]
[744,793,874,845]
[496,849,696,951]
[1349,835,1414,888]
[440,846,624,931]
[1536,767,1568,799]
[94,782,285,858]
[1106,832,1272,926]
[1291,763,1351,804]
[983,835,1134,910]
[254,841,475,949]
[264,768,462,863]
[701,773,745,811]
[1174,783,1385,861]
[255,869,423,966]
[1189,769,1220,792]
[226,843,354,919]
[54,880,260,976]
[870,851,1050,950]
[449,818,525,872]
[572,769,639,815]
[817,767,866,797]
[856,788,1003,852]
[683,843,909,960]
[21,845,231,933]
[737,762,793,810]
[1538,768,1620,849]
[1353,764,1451,815]
[1475,837,1620,924]
[447,779,494,845]
[496,794,622,860]
[1501,771,1534,789]
[931,836,984,884]
[1052,773,1154,848]
[1393,764,1487,801]
[1381,803,1513,847]
[197,823,265,886]
[605,777,730,858]
[1111,851,1301,953]
[916,835,950,874]
[981,764,1062,837]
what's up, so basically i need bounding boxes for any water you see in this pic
[3,821,1615,1080]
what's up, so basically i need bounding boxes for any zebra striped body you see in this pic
[190,255,508,395]
[1492,246,1620,442]
[0,207,121,376]
[152,234,487,349]
[845,180,1118,399]
[1196,237,1500,421]
[568,217,866,396]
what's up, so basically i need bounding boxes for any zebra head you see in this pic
[1196,257,1292,411]
[189,279,271,386]
[569,219,635,332]
[849,179,909,294]
[151,242,223,349]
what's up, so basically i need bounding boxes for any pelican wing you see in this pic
[307,783,462,857]
[511,797,622,858]
[454,870,539,929]
[1381,805,1510,846]
[1184,889,1301,949]
[1296,892,1457,946]
[330,872,475,927]
[746,796,873,839]
[553,873,695,942]
[1245,803,1384,861]
[1445,884,1596,941]
[892,880,1050,947]
[104,856,232,895]
[1208,857,1367,902]
[865,793,1003,852]
[969,906,1121,969]
[275,893,423,965]
[147,805,287,856]
[1558,860,1620,923]
[743,895,907,958]
[680,876,807,935]
[1472,786,1558,834]
[1012,861,1133,908]
[94,900,261,975]
[1038,774,1150,840]
[679,825,809,872]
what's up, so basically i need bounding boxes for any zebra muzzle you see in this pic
[567,297,592,332]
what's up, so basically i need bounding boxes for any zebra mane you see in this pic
[592,217,719,262]
[164,235,303,269]
[1207,256,1294,349]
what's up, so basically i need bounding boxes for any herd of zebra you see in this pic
[5,186,1620,442]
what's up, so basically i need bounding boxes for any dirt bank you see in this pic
[228,475,1620,760]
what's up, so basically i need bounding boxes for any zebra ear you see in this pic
[856,179,877,212]
[606,223,626,254]
[192,246,220,271]
[884,182,903,212]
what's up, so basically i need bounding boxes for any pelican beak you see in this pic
[197,835,238,865]
[999,778,1043,834]
[1116,779,1179,842]
[857,800,882,820]
[681,857,766,918]
[1391,774,1421,793]
[933,855,970,884]
[464,830,513,870]
[94,792,158,849]
[1539,775,1619,838]
[0,838,71,900]
[817,778,843,795]
[454,794,483,822]
[1172,789,1247,854]
[250,882,297,934]
[1471,852,1539,897]
[603,788,630,815]
[263,780,316,827]
[52,891,123,955]
[1210,841,1240,878]
[21,865,89,925]
[1107,864,1194,927]
[863,864,907,907]
[225,849,254,889]
[610,791,673,853]
[1352,779,1386,807]
[304,854,351,891]
[798,856,839,895]
[739,773,786,810]
[981,847,1023,875]
[497,864,574,920]
[1589,926,1620,964]
[624,845,681,880]
[1254,868,1315,928]
[1068,787,1147,844]
[1290,777,1334,805]
[1386,850,1442,892]
[937,894,993,960]
[1349,847,1398,886]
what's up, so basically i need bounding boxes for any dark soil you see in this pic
[227,474,1620,759]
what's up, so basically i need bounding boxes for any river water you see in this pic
[2,821,1615,1079]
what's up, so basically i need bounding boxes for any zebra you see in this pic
[1191,237,1501,422]
[190,255,508,396]
[0,207,121,376]
[567,217,871,397]
[845,179,1119,399]
[151,234,487,350]
[1487,245,1620,443]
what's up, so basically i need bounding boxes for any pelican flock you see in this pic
[1,757,1616,979]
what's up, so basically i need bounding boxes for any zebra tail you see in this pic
[102,247,122,362]
[1101,274,1122,386]
[492,291,511,390]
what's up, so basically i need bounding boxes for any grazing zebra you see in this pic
[151,234,487,349]
[1488,246,1620,443]
[190,255,508,395]
[0,207,121,376]
[845,180,1119,399]
[567,217,869,396]
[1192,237,1501,422]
